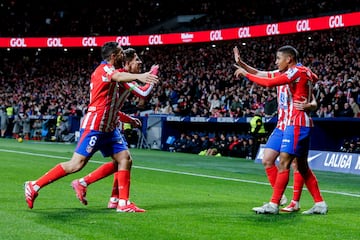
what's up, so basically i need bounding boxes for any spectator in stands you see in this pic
[228,135,242,157]
[12,113,22,139]
[339,102,354,117]
[264,91,278,117]
[22,112,31,140]
[173,133,188,153]
[349,97,360,117]
[317,104,334,118]
[160,101,174,115]
[32,119,42,140]
[0,105,8,138]
[355,138,360,153]
[333,103,341,117]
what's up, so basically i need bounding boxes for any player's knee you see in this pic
[262,158,275,168]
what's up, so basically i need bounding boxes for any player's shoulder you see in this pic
[296,66,319,83]
[284,66,300,79]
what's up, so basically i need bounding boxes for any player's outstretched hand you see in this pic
[233,46,241,63]
[234,64,247,78]
[130,117,142,128]
[150,64,159,75]
[138,72,159,85]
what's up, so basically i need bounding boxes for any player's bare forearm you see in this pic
[113,71,158,85]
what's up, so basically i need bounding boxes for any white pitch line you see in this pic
[2,148,360,198]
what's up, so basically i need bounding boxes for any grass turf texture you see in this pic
[0,138,359,240]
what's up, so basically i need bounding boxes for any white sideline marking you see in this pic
[2,148,360,198]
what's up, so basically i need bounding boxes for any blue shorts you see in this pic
[280,125,310,157]
[265,128,283,152]
[75,128,128,158]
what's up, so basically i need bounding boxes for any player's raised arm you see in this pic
[112,71,158,85]
[234,64,291,87]
[122,65,159,98]
[233,46,268,77]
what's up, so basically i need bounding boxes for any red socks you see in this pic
[304,169,324,202]
[117,170,130,201]
[271,169,290,204]
[292,171,304,201]
[111,173,119,198]
[35,164,67,189]
[265,165,278,188]
[83,162,117,185]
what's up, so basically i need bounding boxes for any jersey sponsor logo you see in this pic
[279,92,288,108]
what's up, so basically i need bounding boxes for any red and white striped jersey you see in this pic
[267,71,290,131]
[249,65,317,127]
[81,62,153,132]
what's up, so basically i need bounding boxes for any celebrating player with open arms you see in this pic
[234,45,327,214]
[233,46,318,212]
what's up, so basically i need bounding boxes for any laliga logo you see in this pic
[296,20,311,32]
[148,35,163,45]
[238,27,251,38]
[116,36,131,46]
[10,38,27,47]
[47,38,63,47]
[266,24,280,35]
[210,30,223,41]
[82,37,97,47]
[329,15,344,28]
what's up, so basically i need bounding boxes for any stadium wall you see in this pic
[150,115,360,152]
[255,145,360,175]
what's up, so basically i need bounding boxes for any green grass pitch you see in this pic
[0,138,359,240]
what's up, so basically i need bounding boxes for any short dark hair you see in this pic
[123,48,137,63]
[101,41,120,60]
[277,45,299,62]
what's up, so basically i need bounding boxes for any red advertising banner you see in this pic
[1,12,359,48]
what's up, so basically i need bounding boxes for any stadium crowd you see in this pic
[0,27,359,156]
[0,0,359,36]
[0,1,359,157]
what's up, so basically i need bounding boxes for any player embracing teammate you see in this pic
[25,42,159,212]
[234,45,328,214]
